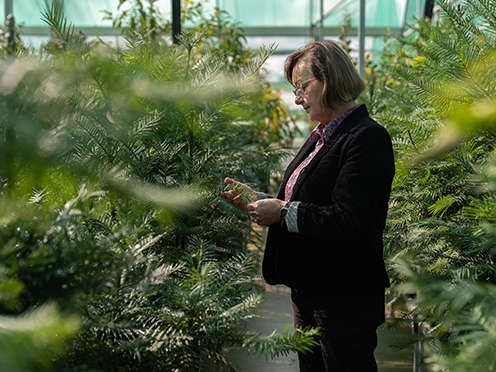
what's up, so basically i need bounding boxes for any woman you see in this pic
[221,40,395,372]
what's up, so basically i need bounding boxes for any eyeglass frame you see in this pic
[292,77,317,98]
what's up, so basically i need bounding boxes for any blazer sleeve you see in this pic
[296,124,394,241]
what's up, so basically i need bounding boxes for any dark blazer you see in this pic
[262,105,394,298]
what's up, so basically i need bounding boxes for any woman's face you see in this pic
[292,57,333,124]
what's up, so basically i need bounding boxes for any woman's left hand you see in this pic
[247,199,286,226]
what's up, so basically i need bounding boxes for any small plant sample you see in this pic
[226,182,253,204]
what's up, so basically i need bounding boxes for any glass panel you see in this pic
[219,0,311,27]
[63,0,113,27]
[1,0,423,45]
[4,0,171,27]
[1,0,421,29]
[322,0,407,28]
[405,0,423,27]
[14,0,46,26]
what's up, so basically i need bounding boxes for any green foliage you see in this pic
[40,1,92,55]
[0,3,315,371]
[0,303,80,372]
[366,0,496,370]
[41,1,76,47]
[185,2,252,70]
[102,0,171,43]
[243,325,320,361]
[338,12,411,119]
[225,182,253,204]
[103,1,300,190]
[64,237,264,371]
[0,187,133,313]
[395,261,496,372]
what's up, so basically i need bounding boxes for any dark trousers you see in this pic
[291,288,383,372]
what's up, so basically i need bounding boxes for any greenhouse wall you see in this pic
[2,0,427,53]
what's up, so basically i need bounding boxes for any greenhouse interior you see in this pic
[1,0,496,371]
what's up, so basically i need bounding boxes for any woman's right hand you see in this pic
[219,177,258,211]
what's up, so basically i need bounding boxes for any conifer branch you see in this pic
[41,0,76,47]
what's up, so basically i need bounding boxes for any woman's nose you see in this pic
[294,94,303,105]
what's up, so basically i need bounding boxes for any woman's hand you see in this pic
[220,177,258,211]
[247,198,286,226]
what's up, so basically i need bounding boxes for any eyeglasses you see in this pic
[292,77,316,98]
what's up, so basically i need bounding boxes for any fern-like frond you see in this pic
[387,333,419,353]
[40,0,77,47]
[243,326,320,360]
[240,43,278,79]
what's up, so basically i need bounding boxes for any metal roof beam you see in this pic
[312,0,348,27]
[18,26,403,38]
[19,27,122,36]
[242,27,402,37]
[5,0,13,17]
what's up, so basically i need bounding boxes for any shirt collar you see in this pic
[309,103,363,142]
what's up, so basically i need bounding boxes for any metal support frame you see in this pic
[17,25,403,55]
[172,0,181,44]
[358,0,365,78]
[320,0,324,41]
[423,0,435,18]
[310,0,365,77]
[311,0,347,29]
[412,290,426,372]
[311,0,347,41]
[11,0,409,57]
[309,0,314,42]
[19,26,403,38]
[5,0,13,17]
[413,323,426,372]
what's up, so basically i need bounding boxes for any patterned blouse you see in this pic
[284,103,363,202]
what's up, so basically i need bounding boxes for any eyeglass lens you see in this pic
[292,77,315,98]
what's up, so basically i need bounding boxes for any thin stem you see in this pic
[407,129,420,154]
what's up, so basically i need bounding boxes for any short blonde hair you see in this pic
[284,40,366,110]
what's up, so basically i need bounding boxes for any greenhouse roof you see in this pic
[2,0,428,52]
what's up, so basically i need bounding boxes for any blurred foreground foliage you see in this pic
[0,1,309,371]
[366,0,496,370]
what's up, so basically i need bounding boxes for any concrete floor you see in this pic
[226,284,414,372]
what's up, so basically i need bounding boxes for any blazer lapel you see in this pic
[278,104,370,201]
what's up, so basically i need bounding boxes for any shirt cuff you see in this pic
[285,201,300,233]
